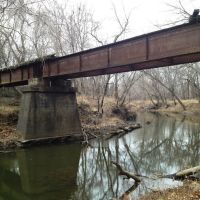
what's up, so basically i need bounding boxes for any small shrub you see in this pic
[111,106,137,121]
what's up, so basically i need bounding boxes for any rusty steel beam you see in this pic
[0,22,200,87]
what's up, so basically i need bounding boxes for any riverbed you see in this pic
[0,112,199,200]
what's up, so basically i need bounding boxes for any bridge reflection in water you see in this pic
[0,144,81,200]
[0,113,200,200]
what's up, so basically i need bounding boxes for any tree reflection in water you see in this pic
[72,113,200,200]
[0,113,199,200]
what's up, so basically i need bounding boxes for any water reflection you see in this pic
[0,113,199,200]
[74,113,200,199]
[0,144,81,200]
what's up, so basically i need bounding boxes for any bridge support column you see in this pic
[17,78,82,142]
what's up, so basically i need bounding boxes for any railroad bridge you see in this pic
[0,14,200,142]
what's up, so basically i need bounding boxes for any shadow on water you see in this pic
[0,144,81,200]
[0,112,200,200]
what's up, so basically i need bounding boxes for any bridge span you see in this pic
[0,22,200,87]
[0,21,200,142]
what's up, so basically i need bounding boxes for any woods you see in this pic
[1,0,199,113]
[0,1,200,200]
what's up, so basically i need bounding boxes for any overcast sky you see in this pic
[57,0,200,42]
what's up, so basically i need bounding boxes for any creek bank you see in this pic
[140,181,200,200]
[83,123,141,141]
[0,99,141,151]
[112,162,200,200]
[0,111,20,151]
[139,99,200,122]
[79,101,141,142]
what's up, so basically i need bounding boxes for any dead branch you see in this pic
[111,161,141,183]
[87,131,98,138]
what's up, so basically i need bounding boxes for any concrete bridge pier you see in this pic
[17,78,82,142]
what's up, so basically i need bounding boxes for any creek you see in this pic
[0,112,199,200]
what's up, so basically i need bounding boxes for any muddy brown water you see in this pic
[0,112,199,200]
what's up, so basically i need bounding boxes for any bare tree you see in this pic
[143,69,186,110]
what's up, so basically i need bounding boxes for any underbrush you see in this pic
[77,96,137,127]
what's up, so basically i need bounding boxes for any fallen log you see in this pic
[106,124,141,140]
[162,165,200,180]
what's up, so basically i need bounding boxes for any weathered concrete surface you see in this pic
[17,79,82,141]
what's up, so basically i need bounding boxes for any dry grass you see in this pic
[155,99,200,113]
[100,116,122,126]
[77,95,118,112]
[129,100,152,111]
[0,105,19,115]
[127,99,200,115]
[0,105,19,126]
[0,96,19,119]
[77,96,200,126]
[77,95,127,130]
[0,99,20,148]
[0,124,19,145]
[77,96,200,114]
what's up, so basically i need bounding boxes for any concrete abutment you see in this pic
[17,79,82,142]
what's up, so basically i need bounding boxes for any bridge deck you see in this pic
[0,22,200,87]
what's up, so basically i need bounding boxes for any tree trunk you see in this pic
[144,71,186,110]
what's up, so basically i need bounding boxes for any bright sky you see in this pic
[57,0,200,42]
